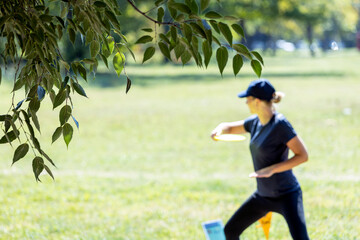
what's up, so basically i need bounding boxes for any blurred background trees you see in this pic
[218,0,359,57]
[47,0,360,63]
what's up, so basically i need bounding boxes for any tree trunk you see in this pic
[306,23,315,57]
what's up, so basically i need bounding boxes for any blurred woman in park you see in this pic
[211,79,310,240]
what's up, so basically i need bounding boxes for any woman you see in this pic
[211,79,310,240]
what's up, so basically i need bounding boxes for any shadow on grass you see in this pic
[89,71,345,88]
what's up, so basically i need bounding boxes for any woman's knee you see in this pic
[224,222,240,240]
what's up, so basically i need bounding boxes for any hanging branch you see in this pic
[126,0,179,28]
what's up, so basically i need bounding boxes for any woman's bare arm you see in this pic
[249,136,308,178]
[211,120,247,140]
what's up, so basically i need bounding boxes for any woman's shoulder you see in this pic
[274,113,293,128]
[273,113,297,137]
[274,112,289,123]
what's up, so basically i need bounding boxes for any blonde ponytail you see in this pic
[271,91,285,103]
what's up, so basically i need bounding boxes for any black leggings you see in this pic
[224,189,310,240]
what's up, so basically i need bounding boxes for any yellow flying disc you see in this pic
[213,134,246,142]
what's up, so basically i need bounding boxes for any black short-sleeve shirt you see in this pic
[244,113,300,197]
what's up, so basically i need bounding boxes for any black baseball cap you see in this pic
[237,79,275,101]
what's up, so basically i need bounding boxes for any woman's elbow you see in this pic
[302,151,309,163]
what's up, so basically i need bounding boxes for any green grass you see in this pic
[1,50,360,239]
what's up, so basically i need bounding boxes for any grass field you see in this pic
[0,50,360,239]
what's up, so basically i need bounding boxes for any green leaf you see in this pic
[251,51,264,66]
[216,46,228,76]
[0,67,2,85]
[39,14,53,22]
[62,123,73,148]
[181,51,192,65]
[7,117,19,140]
[185,0,199,14]
[155,0,166,6]
[29,97,40,112]
[170,3,191,14]
[52,127,63,143]
[142,47,156,64]
[40,150,57,167]
[251,60,262,78]
[135,35,153,44]
[44,165,55,180]
[158,42,171,60]
[126,77,131,94]
[209,20,220,34]
[32,156,44,181]
[82,58,96,64]
[68,28,76,44]
[102,36,115,58]
[141,28,153,32]
[12,77,25,92]
[168,7,177,19]
[233,54,243,77]
[59,105,72,125]
[90,40,100,58]
[60,60,70,71]
[159,33,171,44]
[0,114,11,122]
[30,110,41,133]
[53,90,66,109]
[94,1,107,8]
[77,63,87,81]
[190,22,206,38]
[182,23,192,43]
[12,143,29,165]
[170,26,177,43]
[200,0,210,12]
[105,10,120,28]
[100,53,109,68]
[56,16,65,28]
[113,52,125,77]
[73,82,88,98]
[0,130,19,144]
[28,85,39,99]
[175,13,185,22]
[22,110,35,138]
[218,22,232,46]
[31,135,41,153]
[224,15,239,21]
[157,7,165,24]
[174,43,185,60]
[205,11,222,19]
[233,44,252,60]
[202,40,212,68]
[231,23,245,39]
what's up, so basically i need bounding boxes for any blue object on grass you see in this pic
[202,219,226,240]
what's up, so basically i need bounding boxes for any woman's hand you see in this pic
[210,123,228,140]
[249,136,309,178]
[249,166,275,178]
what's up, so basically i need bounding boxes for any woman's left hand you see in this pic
[249,166,275,178]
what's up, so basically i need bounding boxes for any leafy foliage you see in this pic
[0,0,261,180]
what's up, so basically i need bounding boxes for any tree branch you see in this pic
[126,0,178,27]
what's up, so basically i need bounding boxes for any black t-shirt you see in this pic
[244,113,300,197]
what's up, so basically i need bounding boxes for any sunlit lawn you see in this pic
[0,50,360,239]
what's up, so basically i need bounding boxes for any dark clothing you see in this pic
[244,113,300,197]
[224,189,310,240]
[224,113,309,239]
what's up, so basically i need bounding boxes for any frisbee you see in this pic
[213,134,246,142]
